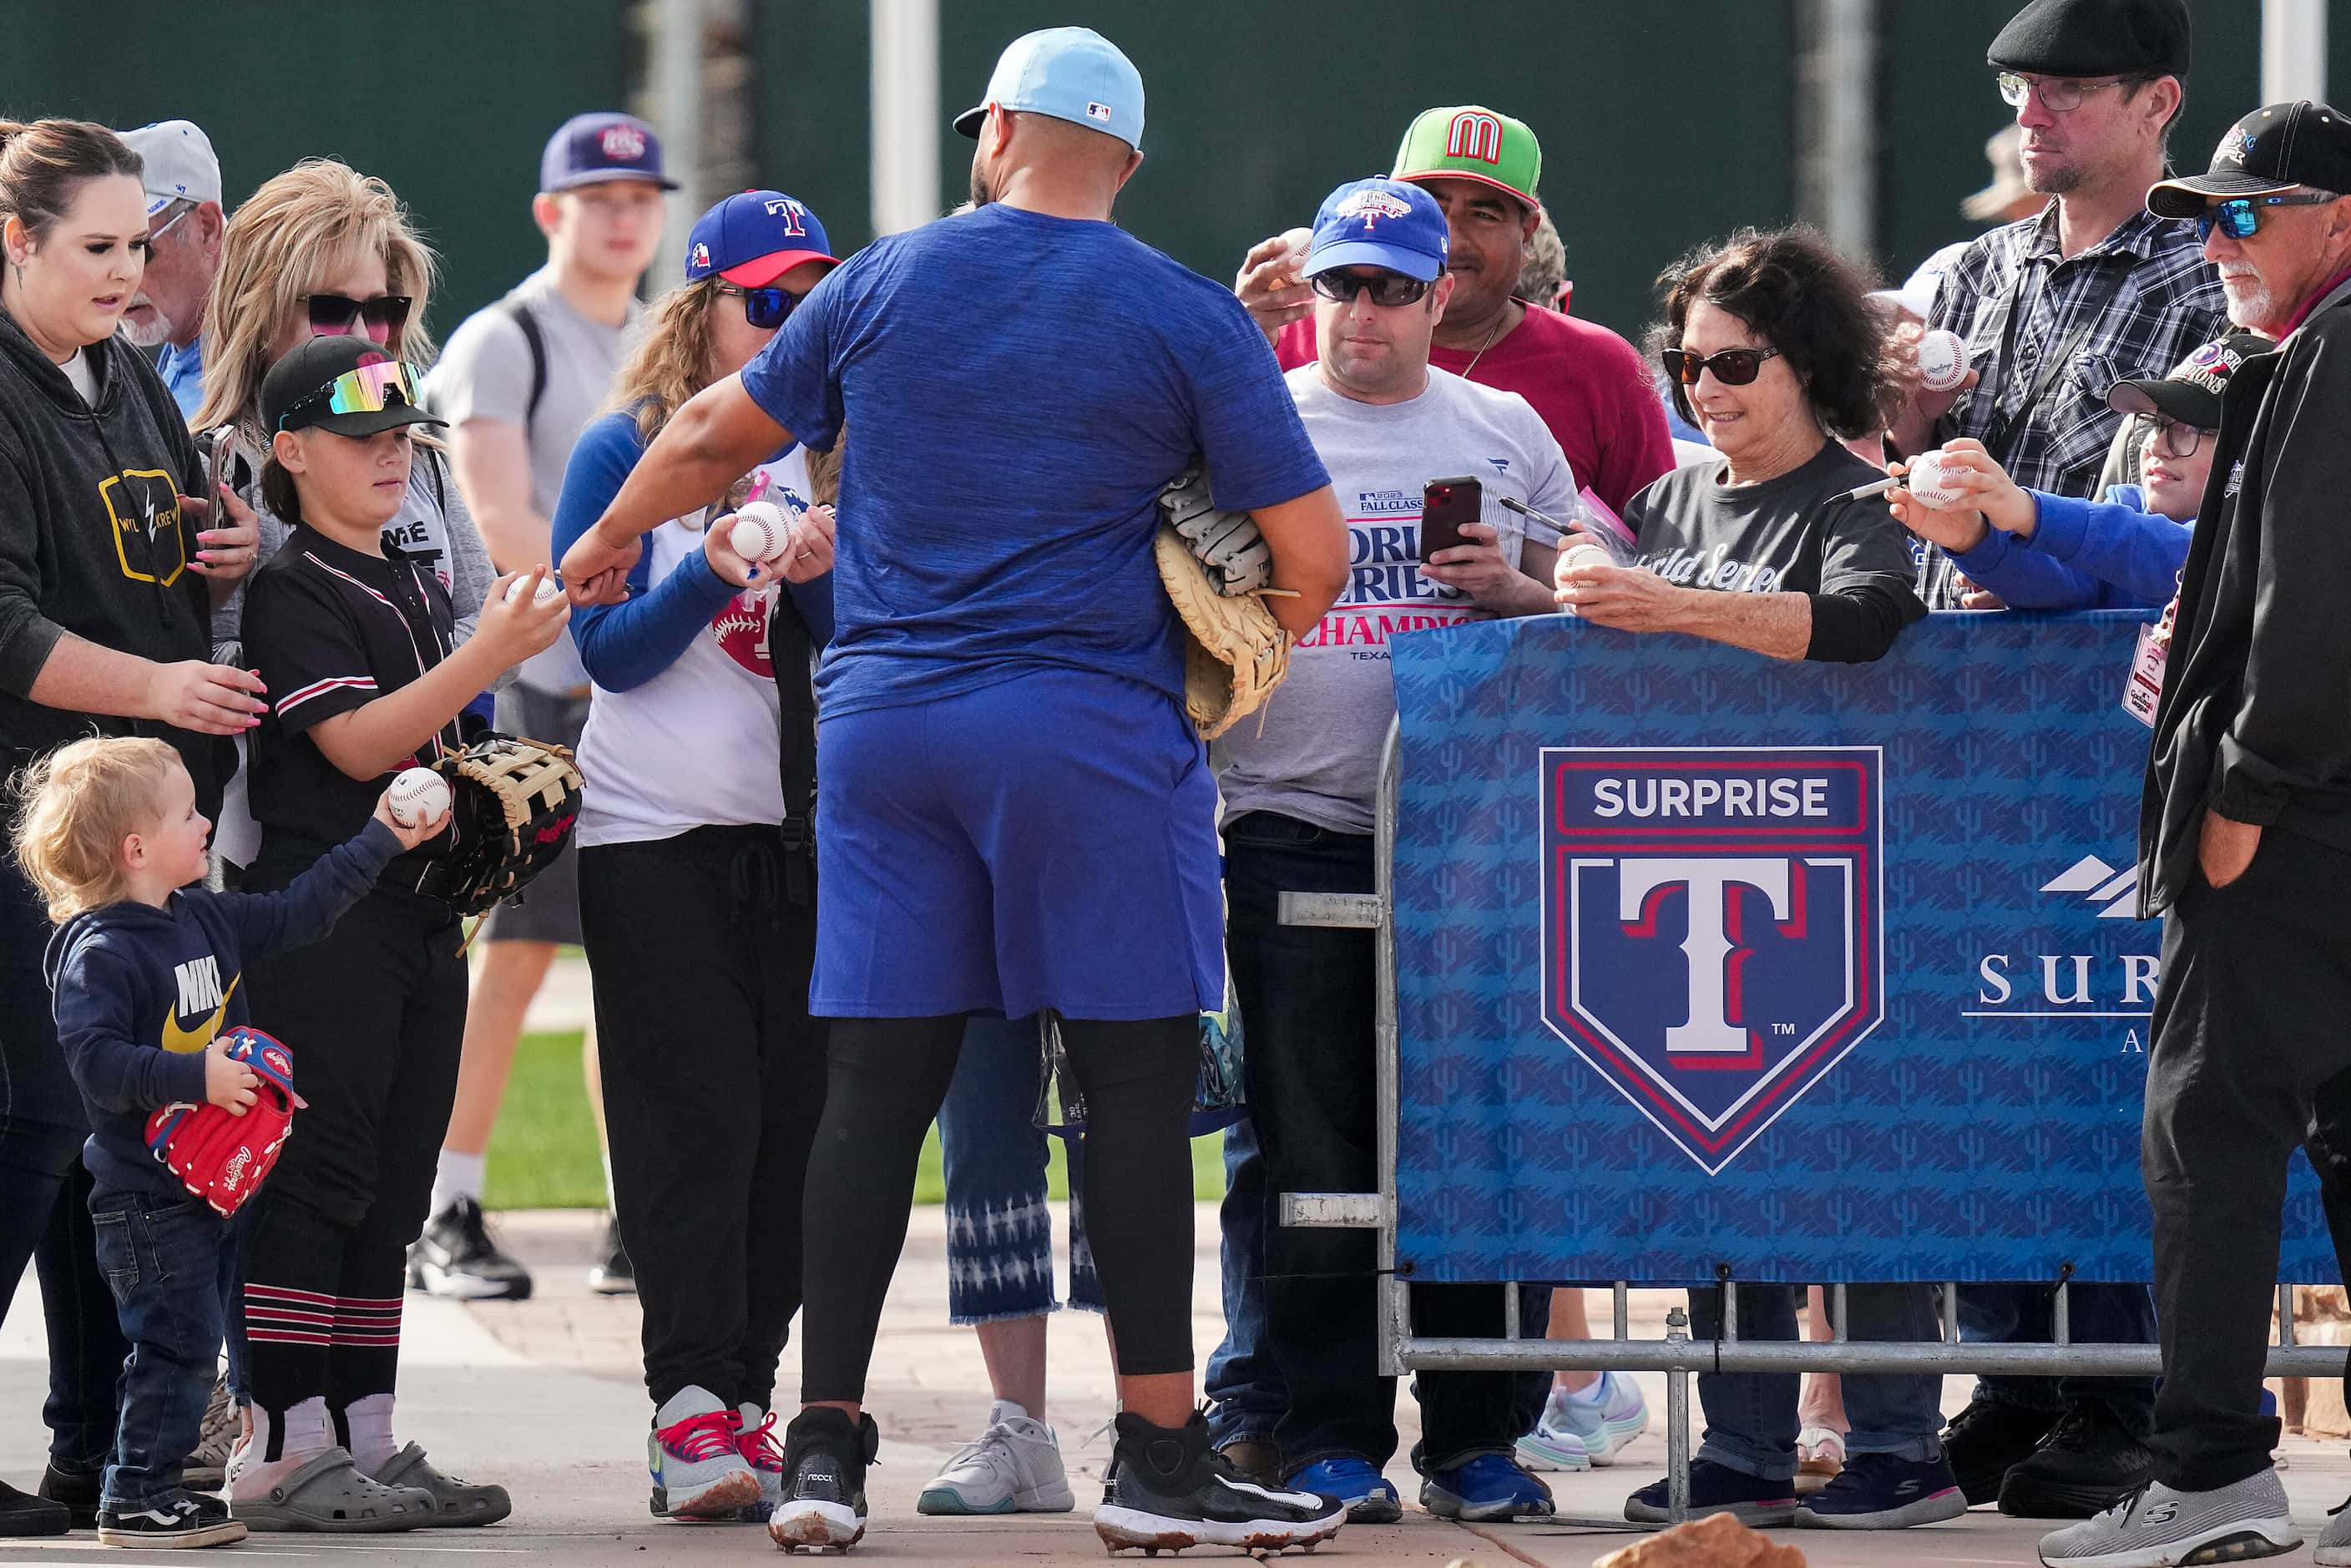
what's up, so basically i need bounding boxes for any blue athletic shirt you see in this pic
[736,201,1329,719]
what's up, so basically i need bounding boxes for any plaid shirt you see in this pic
[1917,204,2227,608]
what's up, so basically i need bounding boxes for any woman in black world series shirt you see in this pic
[1555,226,1925,662]
[1555,227,1955,1530]
[0,119,265,1534]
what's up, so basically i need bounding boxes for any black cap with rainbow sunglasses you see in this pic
[261,335,447,438]
[2147,100,2351,227]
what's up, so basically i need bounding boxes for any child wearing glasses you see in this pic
[1886,331,2270,609]
[227,336,570,1532]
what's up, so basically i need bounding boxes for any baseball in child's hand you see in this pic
[505,573,564,607]
[377,768,452,845]
[205,1034,259,1116]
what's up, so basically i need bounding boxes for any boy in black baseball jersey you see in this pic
[15,736,445,1548]
[233,336,569,1531]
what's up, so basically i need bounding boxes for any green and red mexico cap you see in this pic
[1392,105,1541,211]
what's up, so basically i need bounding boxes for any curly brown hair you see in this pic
[1647,225,1895,442]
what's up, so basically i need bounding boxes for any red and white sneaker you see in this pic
[648,1386,760,1520]
[736,1404,786,1522]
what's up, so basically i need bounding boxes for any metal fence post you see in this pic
[1375,719,1407,1378]
[1665,1304,1693,1524]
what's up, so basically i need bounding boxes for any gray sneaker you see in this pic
[2038,1471,2298,1566]
[2316,1495,2351,1566]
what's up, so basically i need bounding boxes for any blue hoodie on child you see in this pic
[1945,483,2192,611]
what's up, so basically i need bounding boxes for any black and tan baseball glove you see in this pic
[404,736,585,917]
[1155,468,1294,740]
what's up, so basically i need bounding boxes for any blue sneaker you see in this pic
[1625,1459,1797,1527]
[1419,1454,1554,1523]
[1797,1452,1966,1530]
[1286,1457,1400,1524]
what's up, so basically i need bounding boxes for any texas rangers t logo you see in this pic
[1540,746,1884,1173]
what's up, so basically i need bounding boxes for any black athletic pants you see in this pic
[2144,827,2351,1491]
[240,883,464,1453]
[798,1012,1198,1404]
[581,827,827,1414]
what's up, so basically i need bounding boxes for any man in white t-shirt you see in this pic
[414,112,670,1302]
[1211,176,1564,1525]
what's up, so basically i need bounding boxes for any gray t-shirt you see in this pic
[1623,441,1916,599]
[427,266,641,691]
[1213,365,1574,835]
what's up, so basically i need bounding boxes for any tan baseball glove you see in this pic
[1154,526,1292,741]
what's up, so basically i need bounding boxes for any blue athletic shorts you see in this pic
[811,667,1223,1020]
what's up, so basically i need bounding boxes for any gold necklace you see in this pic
[1459,306,1509,379]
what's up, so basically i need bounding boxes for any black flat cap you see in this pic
[1989,0,2190,79]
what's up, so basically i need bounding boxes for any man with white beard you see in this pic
[115,120,224,422]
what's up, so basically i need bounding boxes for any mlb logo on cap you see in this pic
[541,111,679,194]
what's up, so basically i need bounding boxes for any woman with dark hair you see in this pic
[1560,228,1953,1533]
[1555,226,1925,665]
[0,117,265,1535]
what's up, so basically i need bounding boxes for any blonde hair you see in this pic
[11,738,182,922]
[611,277,722,444]
[611,279,846,504]
[192,159,441,448]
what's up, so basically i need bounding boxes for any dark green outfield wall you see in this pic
[7,3,2343,353]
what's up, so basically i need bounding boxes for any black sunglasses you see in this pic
[715,283,800,330]
[1663,346,1783,386]
[305,293,412,343]
[1309,271,1433,308]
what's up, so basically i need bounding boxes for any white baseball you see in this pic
[387,766,449,830]
[1271,226,1313,286]
[1559,543,1613,619]
[1916,328,1968,392]
[1903,449,1968,511]
[504,574,563,607]
[729,501,793,564]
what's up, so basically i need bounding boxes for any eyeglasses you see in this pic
[1662,346,1783,386]
[305,293,413,344]
[2138,413,2216,459]
[1308,271,1433,308]
[278,358,426,432]
[147,200,197,243]
[715,283,800,330]
[1996,73,2133,113]
[2194,191,2342,242]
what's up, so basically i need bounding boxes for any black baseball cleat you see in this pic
[409,1196,534,1301]
[97,1490,248,1548]
[1997,1403,2155,1520]
[1941,1396,2055,1507]
[1095,1409,1345,1555]
[766,1408,878,1553]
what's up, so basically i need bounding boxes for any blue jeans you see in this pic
[89,1187,233,1508]
[1691,1283,1944,1483]
[1960,1282,2156,1433]
[1205,1112,1282,1448]
[937,1013,1100,1323]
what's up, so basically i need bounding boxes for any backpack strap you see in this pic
[499,299,549,433]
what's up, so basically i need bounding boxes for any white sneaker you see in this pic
[2316,1493,2351,1566]
[647,1385,760,1520]
[1524,1373,1650,1469]
[2039,1470,2298,1566]
[916,1400,1076,1515]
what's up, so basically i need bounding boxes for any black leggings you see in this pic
[800,1013,1196,1404]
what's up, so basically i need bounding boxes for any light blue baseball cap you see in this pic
[953,27,1145,151]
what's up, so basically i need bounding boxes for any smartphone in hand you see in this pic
[1420,475,1484,563]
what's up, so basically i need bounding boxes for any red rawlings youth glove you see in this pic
[144,1026,306,1216]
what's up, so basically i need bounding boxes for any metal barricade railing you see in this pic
[1275,720,2342,1529]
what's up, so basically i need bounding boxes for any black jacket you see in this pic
[2140,275,2351,914]
[0,309,223,809]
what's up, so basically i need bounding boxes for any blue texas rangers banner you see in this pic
[1388,610,2338,1286]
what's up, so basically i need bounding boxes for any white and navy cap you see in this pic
[953,27,1145,152]
[116,119,220,216]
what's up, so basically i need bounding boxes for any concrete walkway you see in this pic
[5,1206,2347,1565]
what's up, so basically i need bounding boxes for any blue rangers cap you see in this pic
[1303,177,1450,284]
[684,190,837,286]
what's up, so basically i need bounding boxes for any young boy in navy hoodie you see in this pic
[14,736,445,1548]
